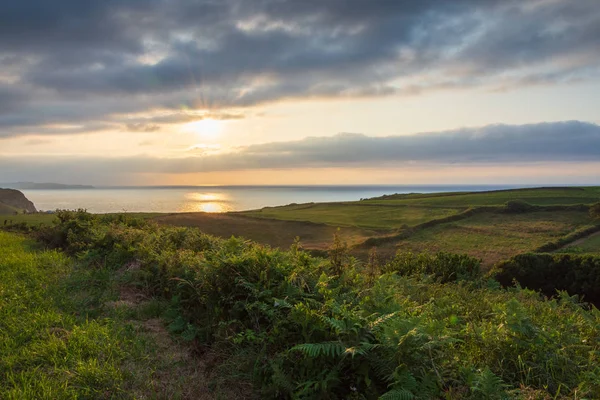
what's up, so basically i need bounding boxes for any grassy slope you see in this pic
[390,211,594,266]
[0,231,215,399]
[364,186,600,207]
[0,202,17,215]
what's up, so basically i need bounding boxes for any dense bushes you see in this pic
[591,202,600,219]
[33,211,600,399]
[491,253,600,306]
[383,251,481,283]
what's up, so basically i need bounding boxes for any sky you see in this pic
[1,0,600,185]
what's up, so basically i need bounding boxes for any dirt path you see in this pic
[107,264,253,400]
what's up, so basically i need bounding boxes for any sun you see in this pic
[184,118,222,138]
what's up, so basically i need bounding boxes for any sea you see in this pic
[21,185,537,214]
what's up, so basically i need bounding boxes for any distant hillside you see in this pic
[0,189,37,214]
[1,182,94,190]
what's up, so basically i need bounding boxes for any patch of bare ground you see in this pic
[154,211,374,250]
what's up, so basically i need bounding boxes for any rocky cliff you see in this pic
[0,189,37,214]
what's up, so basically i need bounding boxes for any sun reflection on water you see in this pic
[179,192,233,213]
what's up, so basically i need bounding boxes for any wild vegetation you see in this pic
[492,253,600,306]
[3,209,599,399]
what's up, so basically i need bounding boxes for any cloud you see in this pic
[2,121,599,183]
[125,123,160,132]
[0,0,599,136]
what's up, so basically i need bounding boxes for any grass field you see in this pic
[242,203,460,230]
[364,186,600,207]
[0,231,218,399]
[384,210,595,266]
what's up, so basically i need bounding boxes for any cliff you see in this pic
[0,189,37,214]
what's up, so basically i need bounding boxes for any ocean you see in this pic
[21,185,534,214]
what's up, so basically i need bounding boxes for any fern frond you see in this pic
[379,389,415,400]
[321,315,347,334]
[471,367,509,399]
[370,311,400,329]
[291,342,346,358]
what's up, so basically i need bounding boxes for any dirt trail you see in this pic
[106,264,252,400]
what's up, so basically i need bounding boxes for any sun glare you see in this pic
[184,118,222,138]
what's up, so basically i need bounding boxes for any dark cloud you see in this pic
[1,0,599,136]
[1,121,599,183]
[125,123,160,132]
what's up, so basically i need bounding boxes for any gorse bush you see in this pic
[34,211,600,399]
[383,251,481,283]
[591,202,600,220]
[503,200,534,213]
[491,253,600,306]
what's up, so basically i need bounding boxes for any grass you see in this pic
[363,186,600,207]
[389,210,594,267]
[0,203,18,215]
[0,231,216,399]
[1,213,57,227]
[241,203,460,230]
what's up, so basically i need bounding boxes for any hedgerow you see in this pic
[31,210,600,399]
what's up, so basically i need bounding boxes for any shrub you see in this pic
[591,202,600,219]
[383,251,481,283]
[491,253,600,306]
[503,200,535,213]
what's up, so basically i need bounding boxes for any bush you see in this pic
[503,200,535,213]
[491,253,600,306]
[383,251,481,283]
[591,202,600,219]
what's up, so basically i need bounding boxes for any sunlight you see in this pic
[184,118,222,139]
[179,192,233,213]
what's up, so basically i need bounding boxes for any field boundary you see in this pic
[534,224,600,253]
[357,203,592,248]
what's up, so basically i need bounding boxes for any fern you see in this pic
[379,389,415,400]
[321,315,348,334]
[471,367,509,399]
[291,342,346,358]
